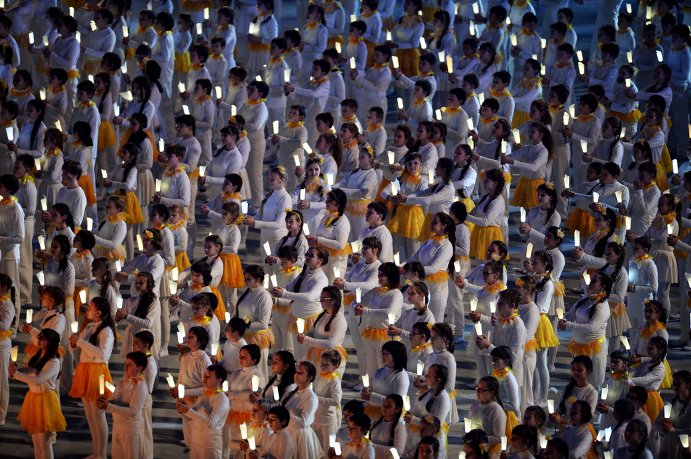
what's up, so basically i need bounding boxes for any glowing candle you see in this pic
[26,308,33,324]
[122,24,129,37]
[333,267,341,279]
[454,261,461,273]
[526,242,534,258]
[513,129,520,144]
[43,35,49,46]
[349,57,356,69]
[680,435,689,448]
[539,434,548,449]
[420,37,426,49]
[182,105,190,115]
[392,56,399,68]
[393,252,400,266]
[601,385,609,400]
[564,174,571,189]
[36,271,45,286]
[489,301,496,314]
[105,381,115,393]
[510,34,517,47]
[293,154,300,167]
[71,321,79,333]
[38,235,45,251]
[169,281,178,296]
[464,418,472,433]
[296,318,305,334]
[334,442,342,455]
[445,55,453,72]
[6,127,13,141]
[263,242,271,256]
[625,216,631,230]
[178,384,185,399]
[501,436,507,451]
[222,381,229,392]
[578,62,585,74]
[593,191,599,203]
[402,395,411,411]
[667,223,674,235]
[251,375,260,392]
[470,297,478,312]
[583,271,591,285]
[196,23,202,35]
[166,373,175,388]
[435,109,442,121]
[386,30,392,42]
[620,336,630,350]
[99,374,105,395]
[673,159,679,174]
[356,288,362,303]
[547,400,554,413]
[556,307,564,320]
[362,374,369,387]
[615,190,623,203]
[326,173,334,185]
[137,234,144,251]
[155,179,161,192]
[284,69,291,82]
[474,322,483,336]
[467,118,474,131]
[540,38,546,49]
[396,97,403,110]
[203,7,210,19]
[520,207,526,223]
[574,230,581,247]
[79,290,87,304]
[472,3,479,14]
[10,345,18,362]
[272,386,279,401]
[388,313,396,325]
[390,448,400,459]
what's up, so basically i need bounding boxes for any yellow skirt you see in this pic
[327,36,344,49]
[364,40,376,68]
[660,143,673,175]
[426,270,450,286]
[119,190,144,225]
[566,208,595,238]
[93,245,126,262]
[226,409,253,426]
[512,110,530,130]
[461,197,476,235]
[288,312,321,334]
[306,345,348,366]
[421,6,438,21]
[323,243,352,258]
[655,160,669,192]
[511,177,544,208]
[98,120,116,149]
[505,410,519,440]
[662,359,673,389]
[82,58,101,77]
[364,403,383,419]
[68,362,112,401]
[346,199,371,217]
[525,339,540,352]
[362,327,389,341]
[210,286,226,322]
[78,175,97,206]
[568,336,605,357]
[374,178,393,215]
[174,51,191,73]
[469,225,503,259]
[535,313,559,349]
[389,203,425,239]
[394,48,421,77]
[417,212,434,242]
[74,287,87,316]
[175,251,192,272]
[219,253,244,288]
[642,389,664,422]
[17,391,67,434]
[245,329,275,349]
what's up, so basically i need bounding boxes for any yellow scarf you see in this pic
[411,342,432,354]
[324,211,340,228]
[319,371,339,380]
[203,388,223,396]
[491,368,510,380]
[610,370,629,380]
[653,212,675,229]
[78,100,96,109]
[520,27,535,36]
[0,196,17,206]
[166,219,186,231]
[483,282,505,294]
[348,36,363,44]
[191,63,203,71]
[286,120,304,128]
[401,172,421,186]
[46,148,62,157]
[443,106,461,113]
[578,113,595,122]
[305,21,318,30]
[193,315,212,326]
[269,55,284,65]
[246,98,267,105]
[19,175,34,184]
[312,76,329,86]
[281,266,300,275]
[413,97,430,106]
[209,54,222,60]
[490,88,511,98]
[0,120,14,128]
[481,115,498,125]
[106,213,125,223]
[10,87,32,98]
[163,165,185,177]
[431,234,447,243]
[640,321,665,339]
[194,95,211,104]
[48,86,66,94]
[367,123,381,132]
[342,139,357,149]
[634,254,652,263]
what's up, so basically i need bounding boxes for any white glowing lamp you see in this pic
[99,374,105,395]
[79,290,87,304]
[155,179,161,192]
[36,271,45,286]
[296,318,305,334]
[467,118,474,131]
[284,69,291,82]
[182,105,190,115]
[510,34,517,47]
[547,399,555,413]
[396,97,403,110]
[203,7,210,19]
[601,385,609,400]
[680,434,689,448]
[470,297,478,312]
[349,57,356,69]
[574,230,581,247]
[272,385,280,401]
[593,191,600,203]
[673,159,679,174]
[6,127,13,142]
[625,216,632,230]
[520,207,526,223]
[169,280,178,296]
[393,252,400,266]
[263,241,271,256]
[26,308,33,324]
[166,373,175,388]
[392,56,399,68]
[333,267,341,279]
[578,62,586,75]
[251,375,260,392]
[196,23,202,35]
[136,234,144,251]
[334,442,342,455]
[564,175,571,189]
[556,307,564,320]
[474,321,483,336]
[178,384,185,399]
[388,313,396,325]
[620,336,630,350]
[356,288,362,303]
[362,374,370,387]
[241,201,248,214]
[38,235,45,251]
[10,345,18,362]
[513,129,520,144]
[526,242,534,258]
[615,190,623,203]
[583,271,591,285]
[420,37,426,49]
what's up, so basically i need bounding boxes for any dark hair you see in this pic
[371,394,403,446]
[592,207,618,257]
[433,10,451,49]
[490,345,514,368]
[382,340,407,372]
[559,355,593,415]
[550,84,570,105]
[241,344,261,365]
[512,424,538,455]
[134,330,154,349]
[421,364,449,412]
[189,326,210,350]
[348,412,372,435]
[132,272,157,319]
[72,121,93,147]
[314,286,341,333]
[264,350,295,398]
[26,99,45,150]
[411,321,432,341]
[27,328,61,374]
[598,242,625,285]
[268,405,290,427]
[126,351,148,371]
[434,212,456,273]
[88,296,116,347]
[478,375,503,409]
[51,235,71,273]
[378,262,401,288]
[431,322,455,353]
[479,169,506,212]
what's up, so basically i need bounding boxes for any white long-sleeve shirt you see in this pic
[106,376,149,434]
[185,390,230,447]
[76,320,114,364]
[255,188,291,240]
[13,357,61,393]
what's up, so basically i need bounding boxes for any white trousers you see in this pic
[84,399,108,459]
